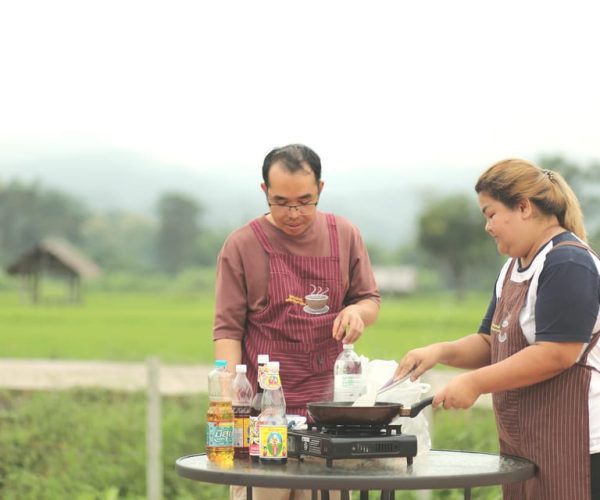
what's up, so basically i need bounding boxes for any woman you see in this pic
[395,159,600,499]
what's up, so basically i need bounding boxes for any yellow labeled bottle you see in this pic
[206,360,234,465]
[258,361,287,464]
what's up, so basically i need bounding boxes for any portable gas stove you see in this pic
[287,423,417,467]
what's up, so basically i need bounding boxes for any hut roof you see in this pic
[6,238,101,279]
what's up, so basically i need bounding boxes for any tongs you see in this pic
[376,371,413,395]
[352,371,414,406]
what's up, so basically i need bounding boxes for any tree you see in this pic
[81,211,156,272]
[156,193,203,274]
[418,194,498,298]
[538,155,600,250]
[0,180,88,266]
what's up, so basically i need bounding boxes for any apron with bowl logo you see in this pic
[243,213,344,416]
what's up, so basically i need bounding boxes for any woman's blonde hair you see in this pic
[475,159,587,241]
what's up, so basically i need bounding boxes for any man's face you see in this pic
[261,161,323,236]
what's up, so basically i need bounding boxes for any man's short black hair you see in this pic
[262,144,322,187]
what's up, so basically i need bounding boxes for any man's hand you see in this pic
[332,305,365,343]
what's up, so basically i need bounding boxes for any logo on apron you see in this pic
[303,284,330,315]
[498,318,509,343]
[490,317,509,343]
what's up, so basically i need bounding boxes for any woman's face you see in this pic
[478,192,529,258]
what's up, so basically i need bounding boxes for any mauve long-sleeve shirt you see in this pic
[212,212,380,342]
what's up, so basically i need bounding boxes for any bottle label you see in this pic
[207,421,233,447]
[249,416,260,456]
[259,372,281,390]
[259,425,287,459]
[334,374,363,401]
[233,416,249,448]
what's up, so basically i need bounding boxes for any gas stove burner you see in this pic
[308,423,403,437]
[288,425,417,467]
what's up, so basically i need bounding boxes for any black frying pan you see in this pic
[307,397,434,425]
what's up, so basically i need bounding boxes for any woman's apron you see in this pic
[491,241,600,499]
[243,213,344,416]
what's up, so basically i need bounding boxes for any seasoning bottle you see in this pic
[206,360,234,464]
[249,354,269,462]
[258,361,287,464]
[232,364,253,459]
[333,343,363,402]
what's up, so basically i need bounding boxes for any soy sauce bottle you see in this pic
[232,364,253,459]
[249,354,269,462]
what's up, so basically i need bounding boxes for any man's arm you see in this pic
[214,338,242,372]
[212,233,247,372]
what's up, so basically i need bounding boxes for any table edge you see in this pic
[176,450,536,491]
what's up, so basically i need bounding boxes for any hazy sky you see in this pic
[2,1,599,174]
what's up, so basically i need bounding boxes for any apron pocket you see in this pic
[270,339,341,408]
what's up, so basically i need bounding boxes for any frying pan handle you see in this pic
[399,396,434,418]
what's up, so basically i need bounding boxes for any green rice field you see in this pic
[0,291,489,363]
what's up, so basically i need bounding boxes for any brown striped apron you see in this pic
[242,213,344,416]
[491,241,600,499]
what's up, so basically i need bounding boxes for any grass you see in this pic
[0,291,499,499]
[0,389,500,500]
[0,291,489,363]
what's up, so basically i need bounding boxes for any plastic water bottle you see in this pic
[333,344,363,402]
[258,361,287,464]
[232,364,253,459]
[206,360,234,464]
[249,354,269,462]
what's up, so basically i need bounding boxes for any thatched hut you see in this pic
[5,238,101,303]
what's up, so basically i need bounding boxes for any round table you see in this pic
[176,450,535,499]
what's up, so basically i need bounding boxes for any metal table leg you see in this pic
[340,490,350,500]
[464,488,472,500]
[246,486,253,500]
[360,491,369,500]
[321,490,330,500]
[311,490,318,500]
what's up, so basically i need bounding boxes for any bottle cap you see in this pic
[266,361,280,371]
[236,364,247,373]
[343,344,354,350]
[257,354,269,364]
[215,359,227,368]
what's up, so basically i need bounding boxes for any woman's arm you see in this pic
[395,333,492,381]
[435,340,584,409]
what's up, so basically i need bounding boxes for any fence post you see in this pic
[146,357,162,500]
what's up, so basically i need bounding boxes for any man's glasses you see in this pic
[267,200,319,215]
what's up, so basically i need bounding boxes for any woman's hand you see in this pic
[433,372,482,409]
[394,344,445,382]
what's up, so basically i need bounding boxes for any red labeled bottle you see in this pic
[232,364,253,459]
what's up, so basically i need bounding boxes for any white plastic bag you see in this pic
[365,359,432,455]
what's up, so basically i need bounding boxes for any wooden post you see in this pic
[146,357,162,500]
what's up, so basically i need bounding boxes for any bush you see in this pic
[0,389,226,499]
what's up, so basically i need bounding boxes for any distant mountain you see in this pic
[1,148,479,248]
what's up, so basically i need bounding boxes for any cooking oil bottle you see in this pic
[206,359,234,465]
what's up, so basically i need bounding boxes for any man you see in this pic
[213,144,380,500]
